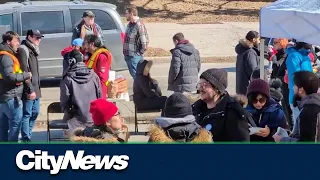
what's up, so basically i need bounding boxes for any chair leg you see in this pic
[47,115,50,142]
[135,106,138,134]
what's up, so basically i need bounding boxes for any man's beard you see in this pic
[293,94,302,107]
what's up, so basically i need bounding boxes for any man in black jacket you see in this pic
[0,31,31,142]
[192,68,250,141]
[274,71,320,142]
[17,29,43,142]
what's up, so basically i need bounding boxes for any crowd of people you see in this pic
[0,5,319,143]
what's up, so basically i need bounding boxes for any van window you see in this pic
[70,9,117,30]
[21,11,65,35]
[0,14,13,30]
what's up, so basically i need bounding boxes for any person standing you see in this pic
[235,31,260,95]
[72,11,104,44]
[60,49,102,132]
[83,34,112,99]
[17,29,43,142]
[286,41,313,132]
[192,68,250,141]
[123,5,149,79]
[0,31,31,142]
[273,71,320,142]
[168,32,201,94]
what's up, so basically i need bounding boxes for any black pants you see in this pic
[281,81,293,130]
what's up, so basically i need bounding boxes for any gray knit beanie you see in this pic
[200,68,228,93]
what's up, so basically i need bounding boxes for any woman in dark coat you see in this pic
[245,79,287,142]
[133,60,167,110]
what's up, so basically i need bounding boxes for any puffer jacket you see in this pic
[168,40,201,92]
[133,60,167,110]
[235,39,260,95]
[0,43,30,103]
[70,124,129,143]
[286,47,312,104]
[149,115,212,142]
[246,98,287,142]
[60,62,102,126]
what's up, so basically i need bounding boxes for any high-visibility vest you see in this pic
[85,48,112,86]
[0,51,23,85]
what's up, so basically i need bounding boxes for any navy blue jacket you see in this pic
[246,98,287,141]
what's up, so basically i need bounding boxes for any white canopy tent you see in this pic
[259,0,320,78]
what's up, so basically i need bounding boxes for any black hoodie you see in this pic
[60,62,102,126]
[0,43,30,103]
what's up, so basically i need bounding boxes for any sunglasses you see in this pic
[273,41,280,45]
[252,97,266,104]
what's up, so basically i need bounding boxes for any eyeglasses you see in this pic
[273,41,280,45]
[196,82,211,89]
[252,98,266,104]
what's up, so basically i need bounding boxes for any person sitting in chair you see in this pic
[133,60,167,110]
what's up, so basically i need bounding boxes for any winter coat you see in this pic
[270,48,286,79]
[192,93,250,142]
[72,21,104,45]
[269,78,283,102]
[61,46,73,75]
[149,115,212,142]
[235,39,260,95]
[70,124,129,143]
[0,43,30,103]
[60,62,102,126]
[168,41,201,93]
[133,60,167,110]
[286,47,313,104]
[17,40,41,99]
[246,98,287,142]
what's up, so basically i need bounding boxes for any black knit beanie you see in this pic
[200,68,228,93]
[163,92,193,118]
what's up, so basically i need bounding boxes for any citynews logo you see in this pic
[16,150,129,175]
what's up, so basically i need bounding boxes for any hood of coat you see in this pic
[70,127,119,143]
[148,125,212,143]
[171,40,196,55]
[65,62,94,84]
[286,46,310,56]
[247,98,281,113]
[61,46,73,56]
[22,39,40,56]
[136,60,153,76]
[299,93,320,109]
[153,115,208,142]
[235,39,253,55]
[0,42,15,53]
[232,94,248,108]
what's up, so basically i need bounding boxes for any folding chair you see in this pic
[134,104,161,133]
[47,102,68,142]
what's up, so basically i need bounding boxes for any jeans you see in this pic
[0,98,23,142]
[125,55,142,79]
[290,104,300,132]
[21,98,40,141]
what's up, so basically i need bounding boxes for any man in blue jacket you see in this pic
[286,41,312,131]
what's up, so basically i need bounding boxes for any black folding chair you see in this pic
[134,104,161,134]
[47,102,68,142]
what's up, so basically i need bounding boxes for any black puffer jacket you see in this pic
[0,43,30,103]
[192,93,250,142]
[133,60,167,110]
[168,41,201,92]
[235,39,260,95]
[17,40,41,99]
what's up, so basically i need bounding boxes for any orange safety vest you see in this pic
[85,48,112,86]
[0,51,23,85]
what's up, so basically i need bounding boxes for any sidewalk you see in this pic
[146,22,259,57]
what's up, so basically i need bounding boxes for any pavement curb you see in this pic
[144,56,236,63]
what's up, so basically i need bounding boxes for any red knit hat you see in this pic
[89,99,118,126]
[247,79,270,99]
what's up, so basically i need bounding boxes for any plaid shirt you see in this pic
[123,18,149,56]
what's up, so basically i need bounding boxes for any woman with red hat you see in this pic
[70,99,129,143]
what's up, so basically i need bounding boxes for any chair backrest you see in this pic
[47,102,63,114]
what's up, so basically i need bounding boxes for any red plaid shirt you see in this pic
[123,18,149,56]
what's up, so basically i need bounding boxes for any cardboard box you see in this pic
[108,78,128,98]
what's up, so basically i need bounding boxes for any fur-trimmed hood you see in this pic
[235,39,260,56]
[148,125,212,143]
[70,124,129,143]
[232,94,248,107]
[136,60,153,76]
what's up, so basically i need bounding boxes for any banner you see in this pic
[0,144,318,179]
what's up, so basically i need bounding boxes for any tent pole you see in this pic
[259,38,265,80]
